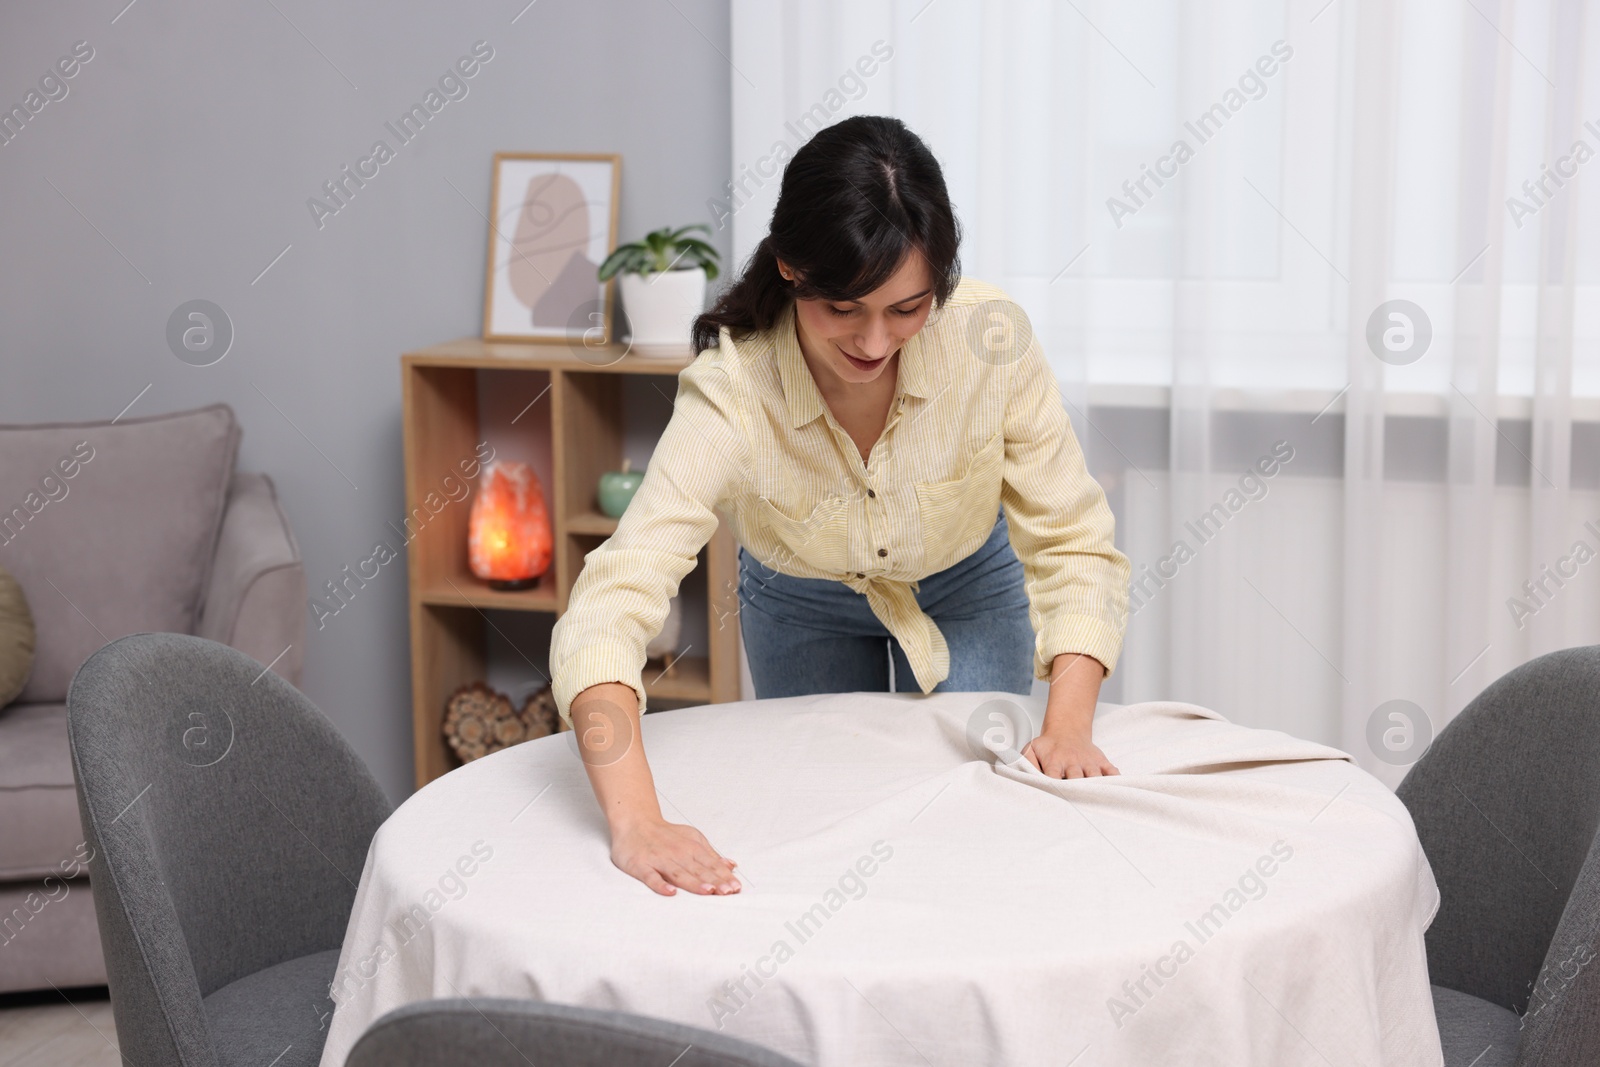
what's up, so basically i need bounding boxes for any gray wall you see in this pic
[0,0,733,802]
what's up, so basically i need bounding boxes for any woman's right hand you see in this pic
[610,816,741,897]
[568,681,741,897]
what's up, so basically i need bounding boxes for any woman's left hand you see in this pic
[1033,651,1118,778]
[1021,729,1120,778]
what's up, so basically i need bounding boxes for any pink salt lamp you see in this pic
[468,460,552,591]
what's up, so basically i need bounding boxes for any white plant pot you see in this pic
[619,268,707,351]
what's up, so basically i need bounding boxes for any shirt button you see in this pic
[867,488,876,498]
[877,548,888,557]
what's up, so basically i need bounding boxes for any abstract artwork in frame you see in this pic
[482,152,621,344]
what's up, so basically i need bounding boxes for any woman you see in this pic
[548,115,1131,898]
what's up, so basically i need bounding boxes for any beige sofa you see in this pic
[0,403,305,992]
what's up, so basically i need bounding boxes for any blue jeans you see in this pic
[737,509,1034,697]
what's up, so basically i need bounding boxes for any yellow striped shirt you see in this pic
[549,276,1131,724]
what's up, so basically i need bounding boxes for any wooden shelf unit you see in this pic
[401,338,742,788]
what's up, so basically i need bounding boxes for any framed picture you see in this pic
[482,152,621,344]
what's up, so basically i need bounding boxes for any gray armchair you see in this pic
[0,403,305,994]
[67,632,390,1067]
[1397,645,1600,1067]
[346,998,808,1067]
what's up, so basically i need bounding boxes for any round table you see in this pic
[318,692,1443,1067]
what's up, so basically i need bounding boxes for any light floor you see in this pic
[0,991,121,1067]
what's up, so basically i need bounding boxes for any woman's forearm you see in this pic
[571,681,662,831]
[1042,651,1105,738]
[1020,651,1119,777]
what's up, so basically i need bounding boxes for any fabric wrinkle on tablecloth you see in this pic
[316,693,1444,1067]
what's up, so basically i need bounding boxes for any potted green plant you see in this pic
[597,223,721,350]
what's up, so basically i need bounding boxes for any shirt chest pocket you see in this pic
[914,431,1005,566]
[754,493,851,574]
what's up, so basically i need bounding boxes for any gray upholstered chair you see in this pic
[345,997,808,1067]
[1397,645,1600,1067]
[1,403,306,994]
[67,632,391,1067]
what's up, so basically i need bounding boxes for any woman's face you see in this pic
[781,253,935,387]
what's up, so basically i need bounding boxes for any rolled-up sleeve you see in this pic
[997,312,1131,682]
[548,354,745,726]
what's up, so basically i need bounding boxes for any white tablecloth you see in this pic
[318,693,1443,1067]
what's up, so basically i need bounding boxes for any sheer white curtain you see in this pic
[727,0,1600,783]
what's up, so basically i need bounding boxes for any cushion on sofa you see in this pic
[0,702,85,880]
[0,404,240,703]
[0,563,35,705]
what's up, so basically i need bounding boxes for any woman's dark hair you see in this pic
[691,114,962,355]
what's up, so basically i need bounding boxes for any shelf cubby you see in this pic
[402,339,742,788]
